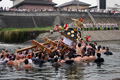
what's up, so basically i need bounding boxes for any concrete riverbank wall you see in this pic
[33,30,120,43]
[0,11,120,28]
[83,30,120,42]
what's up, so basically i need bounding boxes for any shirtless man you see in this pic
[19,54,25,63]
[65,55,74,64]
[96,46,102,54]
[82,54,92,62]
[0,49,6,57]
[52,57,61,69]
[7,55,14,67]
[86,43,93,50]
[19,54,25,68]
[22,59,32,71]
[76,43,85,56]
[0,54,9,65]
[102,46,106,54]
[13,55,21,70]
[74,55,83,62]
[89,53,96,61]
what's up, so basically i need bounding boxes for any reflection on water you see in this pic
[0,41,120,80]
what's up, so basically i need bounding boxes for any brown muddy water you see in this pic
[0,41,120,80]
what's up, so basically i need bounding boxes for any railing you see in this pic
[87,11,96,24]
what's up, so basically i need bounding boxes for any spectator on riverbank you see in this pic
[0,6,119,14]
[0,7,3,11]
[82,23,119,31]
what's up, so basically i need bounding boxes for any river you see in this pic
[0,41,120,80]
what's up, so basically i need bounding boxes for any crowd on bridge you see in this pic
[0,6,119,14]
[0,7,54,12]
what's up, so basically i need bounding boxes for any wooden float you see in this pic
[16,37,71,54]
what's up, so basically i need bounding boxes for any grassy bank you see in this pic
[0,27,54,43]
[0,26,54,31]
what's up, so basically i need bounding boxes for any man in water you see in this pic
[7,55,14,67]
[104,47,113,55]
[102,46,106,54]
[94,53,104,63]
[52,57,61,70]
[65,55,74,64]
[76,43,85,56]
[74,55,83,62]
[82,54,92,63]
[0,49,6,57]
[27,54,35,67]
[13,55,21,70]
[22,59,32,71]
[0,54,9,65]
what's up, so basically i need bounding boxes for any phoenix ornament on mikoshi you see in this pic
[72,18,84,29]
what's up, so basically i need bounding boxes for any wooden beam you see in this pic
[32,40,52,54]
[32,40,44,49]
[44,37,57,46]
[33,50,43,54]
[17,45,36,53]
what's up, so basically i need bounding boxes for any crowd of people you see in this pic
[68,22,119,31]
[83,23,119,30]
[0,6,119,14]
[0,7,55,12]
[0,41,113,71]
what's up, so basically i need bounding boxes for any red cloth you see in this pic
[114,11,116,13]
[81,18,84,22]
[64,24,67,29]
[54,25,58,31]
[86,36,91,42]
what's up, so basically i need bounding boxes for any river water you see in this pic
[0,41,120,80]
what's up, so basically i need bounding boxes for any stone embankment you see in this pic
[30,30,120,43]
[83,30,120,41]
